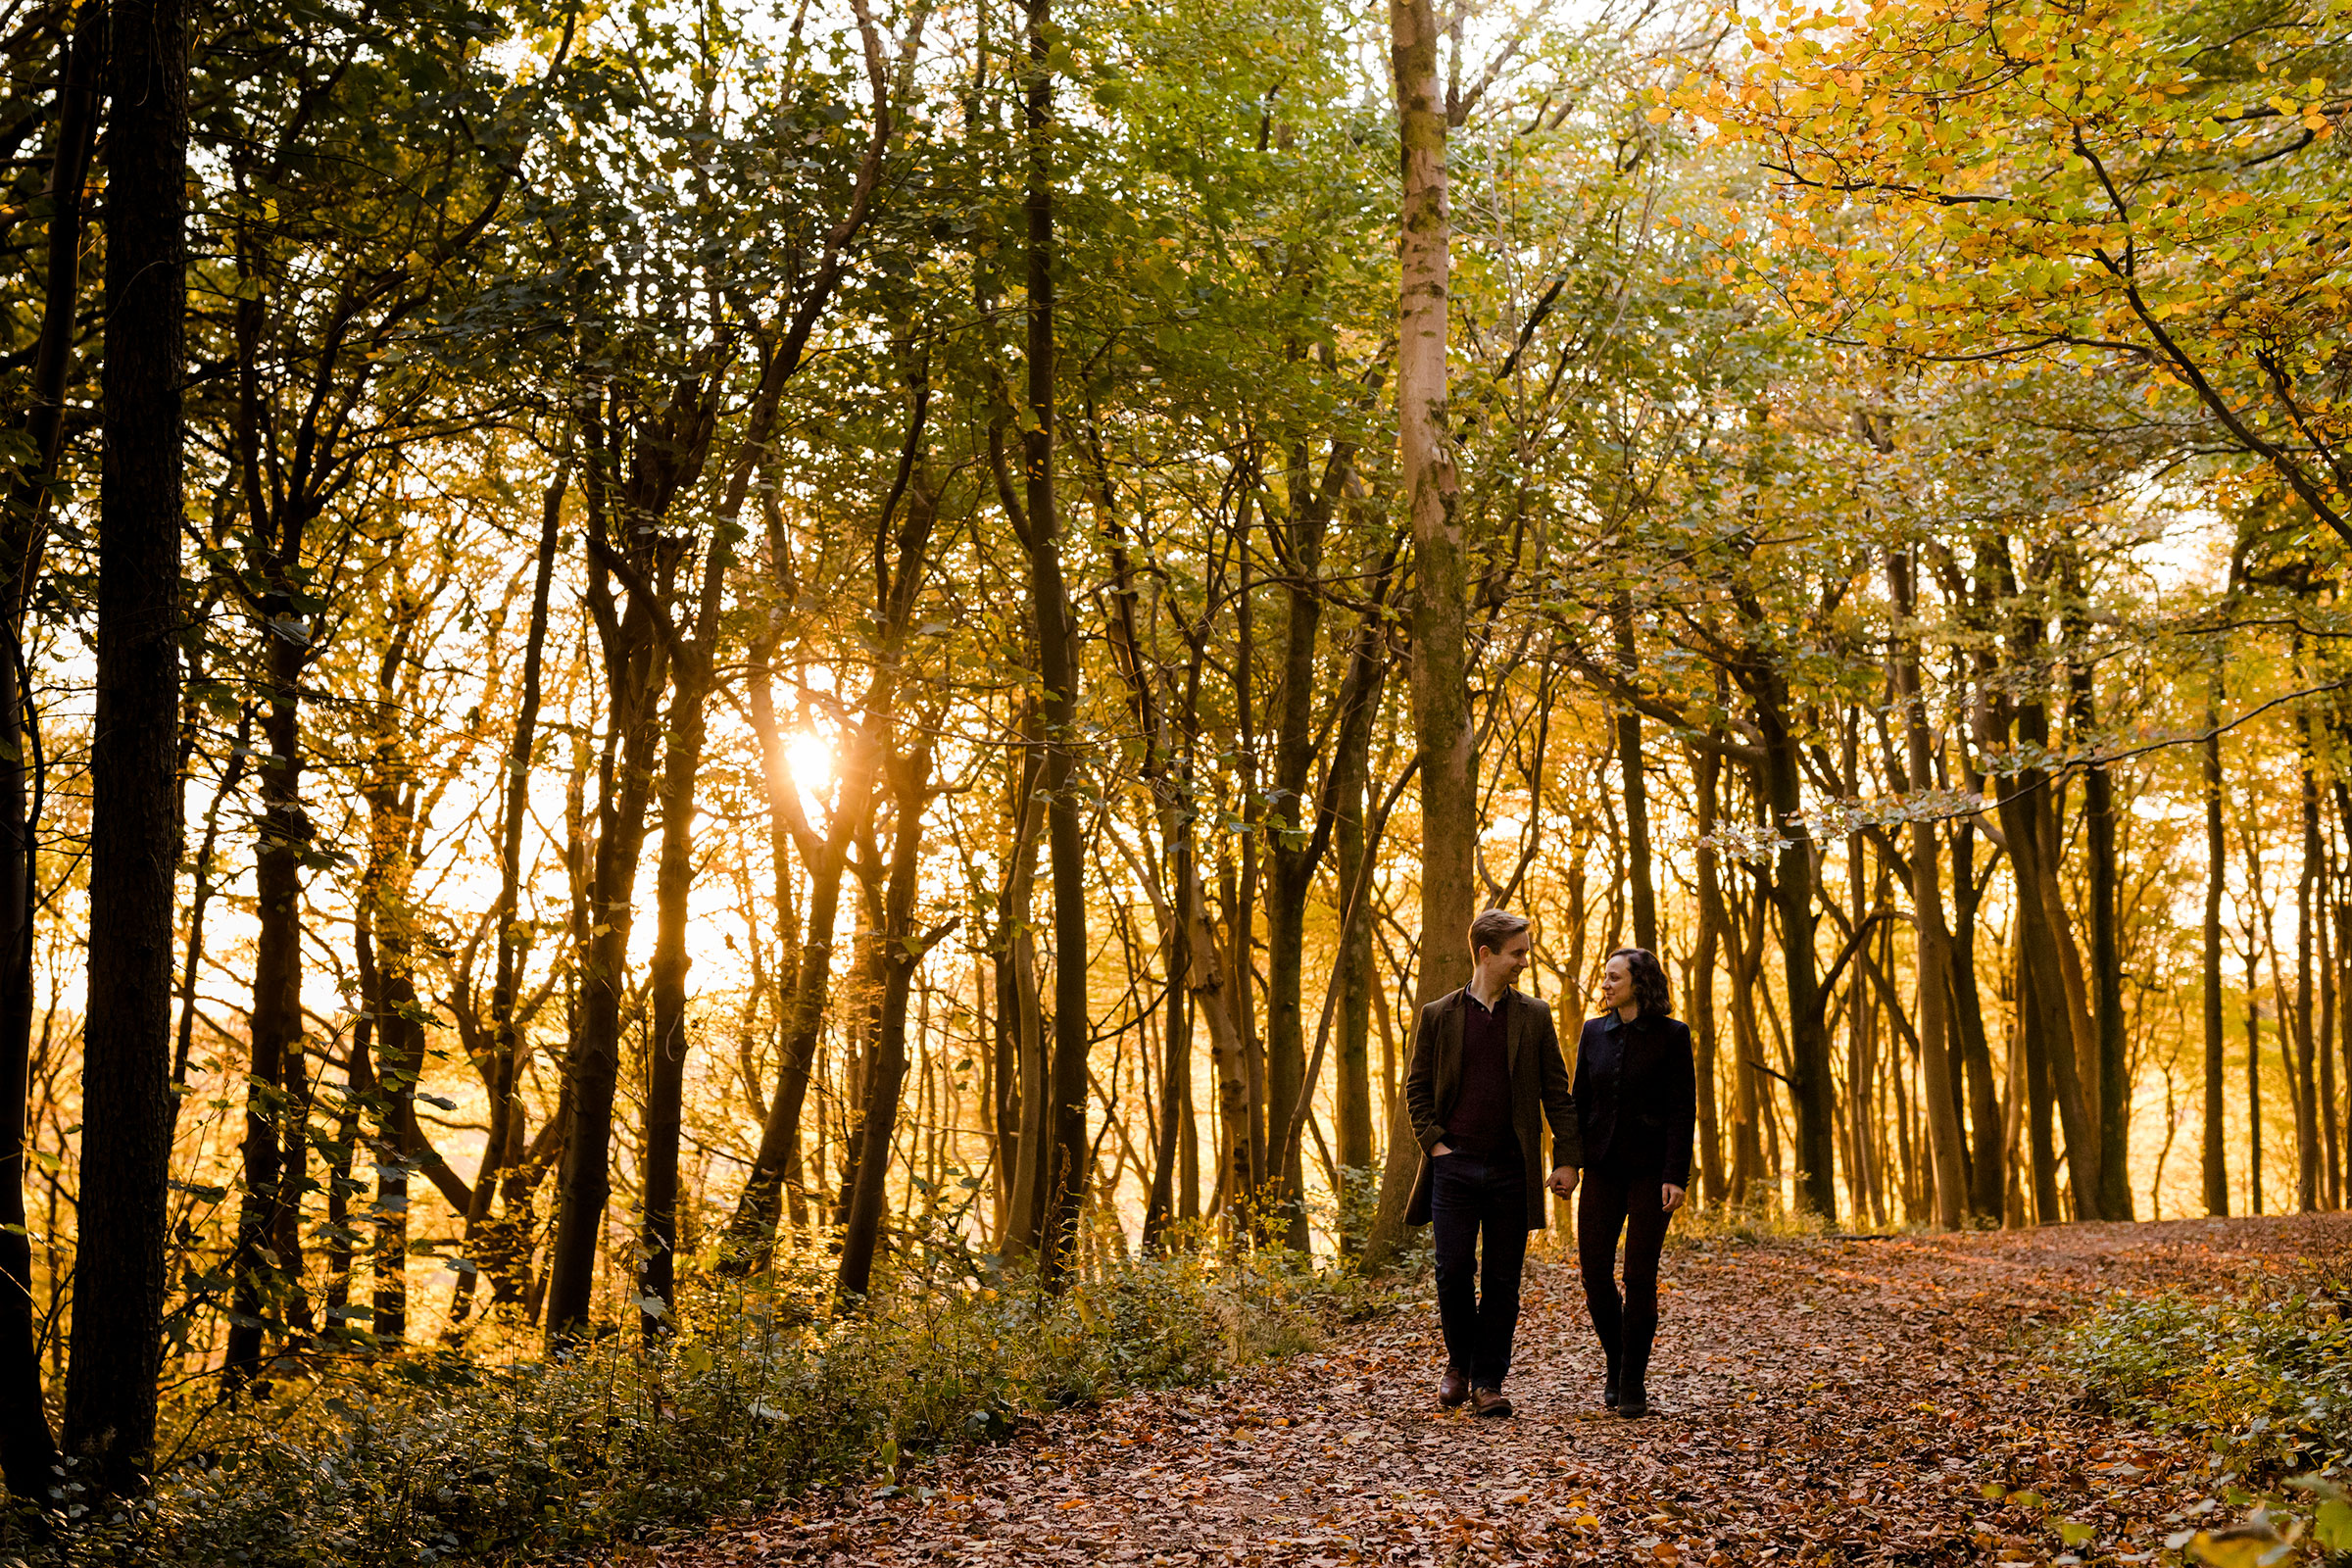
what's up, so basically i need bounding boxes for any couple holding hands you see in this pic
[1403,909,1696,1420]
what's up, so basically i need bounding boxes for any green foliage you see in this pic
[2060,1290,2352,1476]
[3,1247,1357,1567]
[2059,1283,2352,1562]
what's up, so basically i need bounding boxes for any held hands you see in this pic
[1661,1183,1686,1214]
[1546,1166,1580,1200]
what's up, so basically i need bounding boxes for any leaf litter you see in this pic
[658,1215,2351,1566]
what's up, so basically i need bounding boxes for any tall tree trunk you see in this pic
[1888,552,1966,1230]
[1365,0,1470,1272]
[1948,817,2004,1221]
[2088,667,2144,1222]
[1720,862,1768,1204]
[1227,535,1267,1225]
[1756,695,1836,1219]
[1335,745,1377,1181]
[370,881,423,1344]
[835,744,938,1303]
[1145,823,1196,1251]
[2320,828,2340,1210]
[544,562,669,1345]
[2015,937,2062,1222]
[1010,0,1090,1292]
[1691,745,1727,1207]
[1263,471,1335,1251]
[2295,717,2323,1211]
[64,0,188,1487]
[224,630,306,1385]
[1986,555,2101,1218]
[640,348,793,1335]
[2246,837,2267,1215]
[457,463,567,1324]
[989,722,1045,1253]
[0,6,98,1494]
[2203,665,2230,1215]
[1612,597,1657,954]
[0,582,49,1497]
[323,1003,372,1327]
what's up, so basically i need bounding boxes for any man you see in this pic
[1403,908,1580,1417]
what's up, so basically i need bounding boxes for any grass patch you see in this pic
[2,1236,1395,1567]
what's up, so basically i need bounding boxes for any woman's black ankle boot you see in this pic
[1617,1350,1650,1418]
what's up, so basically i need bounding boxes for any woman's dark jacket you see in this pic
[1570,1010,1697,1188]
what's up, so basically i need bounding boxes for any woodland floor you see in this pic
[658,1214,2352,1567]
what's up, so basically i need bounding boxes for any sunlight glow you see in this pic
[787,731,835,795]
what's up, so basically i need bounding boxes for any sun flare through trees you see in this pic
[1,0,2350,1556]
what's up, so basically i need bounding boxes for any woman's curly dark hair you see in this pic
[1606,947,1673,1018]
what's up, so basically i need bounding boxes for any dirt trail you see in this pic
[663,1216,2350,1566]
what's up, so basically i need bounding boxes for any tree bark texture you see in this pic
[459,462,568,1319]
[64,0,188,1487]
[835,743,938,1303]
[1612,595,1657,954]
[0,9,96,1489]
[1366,0,1470,1272]
[1888,553,1966,1230]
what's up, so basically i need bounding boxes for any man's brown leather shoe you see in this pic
[1437,1367,1469,1407]
[1472,1388,1513,1418]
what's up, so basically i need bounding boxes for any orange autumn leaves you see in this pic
[1668,0,2351,534]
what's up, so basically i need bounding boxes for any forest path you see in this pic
[664,1215,2350,1566]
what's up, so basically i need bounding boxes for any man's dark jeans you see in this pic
[1430,1149,1528,1390]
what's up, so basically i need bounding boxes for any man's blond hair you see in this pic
[1467,908,1532,958]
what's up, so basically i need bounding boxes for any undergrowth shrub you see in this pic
[2058,1285,2352,1561]
[3,1237,1387,1568]
[1663,1197,1839,1249]
[2060,1291,2352,1476]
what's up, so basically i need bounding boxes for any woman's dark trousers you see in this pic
[1577,1158,1670,1400]
[1429,1151,1528,1391]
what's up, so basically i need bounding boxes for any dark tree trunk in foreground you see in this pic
[64,0,188,1489]
[1757,702,1836,1220]
[543,393,686,1347]
[0,3,100,1493]
[1987,558,2100,1221]
[1942,768,2004,1221]
[1334,711,1378,1183]
[2073,588,2132,1221]
[1263,474,1332,1252]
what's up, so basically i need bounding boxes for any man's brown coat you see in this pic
[1401,986,1581,1228]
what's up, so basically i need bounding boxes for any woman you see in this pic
[1570,947,1695,1418]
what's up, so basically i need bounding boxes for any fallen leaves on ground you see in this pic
[658,1215,2350,1566]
